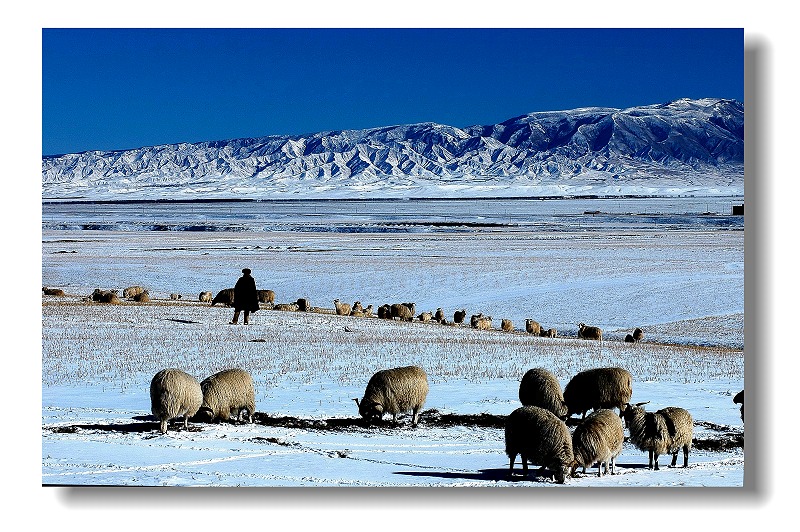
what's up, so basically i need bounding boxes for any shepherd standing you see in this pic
[230,268,259,325]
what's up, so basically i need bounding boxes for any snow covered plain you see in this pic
[41,197,745,487]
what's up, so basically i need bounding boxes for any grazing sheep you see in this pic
[170,293,182,300]
[211,288,235,307]
[621,403,693,470]
[199,291,213,303]
[633,327,644,342]
[578,322,603,341]
[418,311,433,323]
[195,368,256,424]
[434,308,445,323]
[470,314,492,331]
[501,319,514,332]
[518,368,568,419]
[624,334,635,343]
[354,365,429,426]
[453,309,467,325]
[540,328,557,338]
[391,302,416,322]
[505,405,574,484]
[92,289,120,304]
[571,409,625,477]
[334,299,352,316]
[734,389,744,422]
[257,289,275,304]
[42,287,65,296]
[123,285,145,299]
[563,367,633,419]
[525,319,541,335]
[150,368,203,434]
[133,290,150,303]
[377,304,392,319]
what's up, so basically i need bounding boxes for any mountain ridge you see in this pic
[42,97,744,200]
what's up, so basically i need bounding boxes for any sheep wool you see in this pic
[622,403,693,470]
[563,367,633,419]
[571,409,625,476]
[198,368,256,423]
[150,368,203,434]
[505,405,574,484]
[518,368,568,419]
[357,366,429,426]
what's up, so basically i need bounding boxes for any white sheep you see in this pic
[354,365,429,426]
[334,299,352,316]
[621,402,693,470]
[571,409,625,477]
[505,405,574,484]
[150,368,203,434]
[199,291,213,303]
[563,367,633,419]
[518,368,568,419]
[197,368,256,423]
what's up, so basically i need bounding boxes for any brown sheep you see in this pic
[257,289,276,304]
[211,288,235,307]
[333,299,352,316]
[391,302,415,322]
[453,309,467,325]
[418,312,433,323]
[199,291,213,303]
[578,322,603,341]
[501,319,514,332]
[42,287,65,296]
[434,308,445,323]
[377,304,392,319]
[632,327,644,342]
[123,285,145,299]
[540,328,557,338]
[133,290,150,303]
[525,319,541,335]
[92,289,120,304]
[470,314,492,331]
[355,366,429,426]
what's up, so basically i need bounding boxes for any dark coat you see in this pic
[233,273,259,312]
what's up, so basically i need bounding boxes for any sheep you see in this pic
[42,287,65,296]
[434,308,445,323]
[540,328,557,338]
[150,368,203,434]
[578,322,603,341]
[570,409,625,477]
[273,302,300,312]
[362,304,374,318]
[132,290,150,303]
[123,285,145,299]
[296,298,310,312]
[351,301,364,314]
[257,289,275,304]
[196,368,256,424]
[418,311,433,323]
[621,402,693,470]
[333,299,352,316]
[624,334,635,343]
[505,405,575,484]
[199,291,213,303]
[501,319,514,332]
[518,368,568,419]
[92,289,120,304]
[453,309,467,325]
[525,319,541,335]
[563,367,633,419]
[170,293,182,300]
[377,304,392,319]
[211,288,235,307]
[633,327,644,342]
[733,389,744,422]
[354,365,428,426]
[470,314,492,331]
[391,302,415,322]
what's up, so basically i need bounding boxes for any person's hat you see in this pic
[242,268,251,274]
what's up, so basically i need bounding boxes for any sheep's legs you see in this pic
[230,310,240,324]
[159,419,168,434]
[649,450,660,470]
[670,452,678,467]
[682,446,689,468]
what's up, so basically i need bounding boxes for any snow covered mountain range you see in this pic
[42,98,744,200]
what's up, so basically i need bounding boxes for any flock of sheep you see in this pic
[148,361,741,484]
[43,284,744,483]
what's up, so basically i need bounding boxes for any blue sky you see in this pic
[42,28,743,156]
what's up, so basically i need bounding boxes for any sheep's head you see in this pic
[355,398,384,421]
[620,401,649,426]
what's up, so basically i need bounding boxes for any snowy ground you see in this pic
[41,200,745,488]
